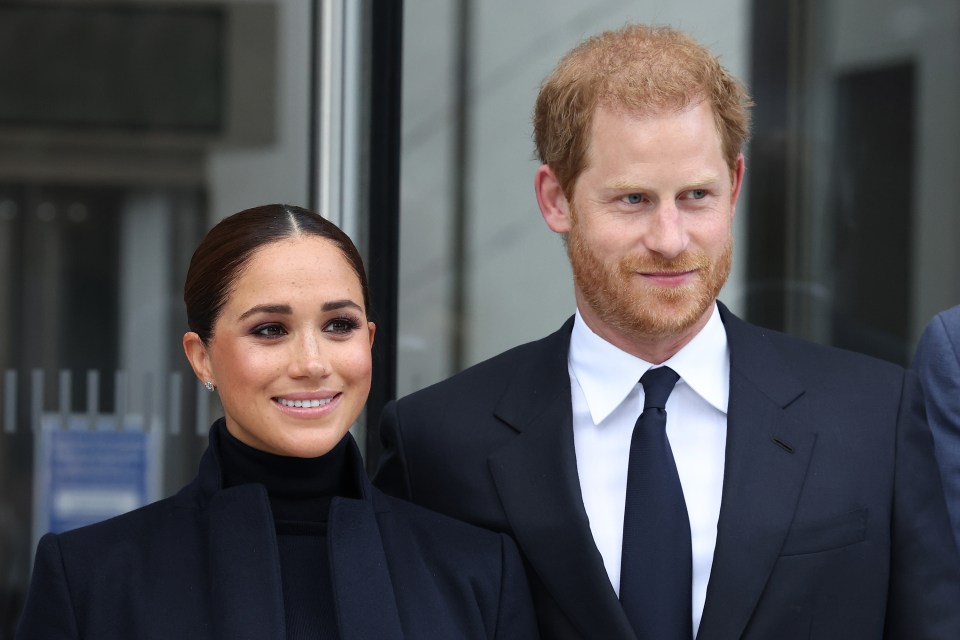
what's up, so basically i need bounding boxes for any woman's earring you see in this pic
[204,380,216,392]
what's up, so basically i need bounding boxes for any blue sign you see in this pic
[33,414,161,542]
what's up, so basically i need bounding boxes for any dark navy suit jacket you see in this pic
[914,303,960,550]
[375,304,960,639]
[17,424,538,639]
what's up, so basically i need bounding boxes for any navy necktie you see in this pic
[619,366,692,640]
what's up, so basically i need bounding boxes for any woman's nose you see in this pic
[288,333,330,378]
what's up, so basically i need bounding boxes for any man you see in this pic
[375,24,960,639]
[914,304,960,549]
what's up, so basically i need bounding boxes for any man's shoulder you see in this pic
[915,304,960,370]
[397,318,573,407]
[722,306,905,384]
[933,303,960,333]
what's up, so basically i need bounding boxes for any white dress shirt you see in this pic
[570,303,729,635]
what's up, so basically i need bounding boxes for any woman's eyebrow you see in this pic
[238,304,292,321]
[322,299,363,312]
[237,300,362,321]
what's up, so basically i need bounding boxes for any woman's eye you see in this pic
[254,324,286,337]
[622,193,644,204]
[325,317,360,334]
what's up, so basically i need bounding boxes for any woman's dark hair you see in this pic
[184,204,370,343]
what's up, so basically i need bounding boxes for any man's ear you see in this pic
[182,332,213,385]
[535,164,573,234]
[729,153,746,215]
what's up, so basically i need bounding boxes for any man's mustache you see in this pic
[618,252,711,275]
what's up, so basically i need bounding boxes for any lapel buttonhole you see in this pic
[771,436,795,454]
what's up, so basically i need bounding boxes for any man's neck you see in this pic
[575,302,716,364]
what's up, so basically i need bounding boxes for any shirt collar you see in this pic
[569,303,730,425]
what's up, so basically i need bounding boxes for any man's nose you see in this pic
[643,202,687,258]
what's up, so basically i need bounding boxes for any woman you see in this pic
[17,204,538,639]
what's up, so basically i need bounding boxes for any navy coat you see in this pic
[17,424,539,639]
[375,303,960,639]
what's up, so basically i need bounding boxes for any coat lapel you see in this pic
[206,484,287,640]
[200,427,403,640]
[488,318,636,639]
[327,498,405,640]
[697,306,817,639]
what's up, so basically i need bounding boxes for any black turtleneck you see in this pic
[218,422,360,640]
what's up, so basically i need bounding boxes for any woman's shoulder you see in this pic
[370,487,514,556]
[365,488,538,637]
[45,480,204,559]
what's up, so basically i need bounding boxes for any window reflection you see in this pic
[0,1,311,635]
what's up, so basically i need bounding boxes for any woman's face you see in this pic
[183,236,375,458]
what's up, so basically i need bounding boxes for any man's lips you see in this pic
[638,269,698,285]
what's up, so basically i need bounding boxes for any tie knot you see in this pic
[640,366,679,410]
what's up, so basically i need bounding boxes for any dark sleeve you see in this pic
[494,533,540,639]
[373,399,413,500]
[884,370,960,639]
[16,534,81,640]
[912,311,960,547]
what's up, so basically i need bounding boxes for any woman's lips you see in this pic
[275,397,334,408]
[272,392,342,415]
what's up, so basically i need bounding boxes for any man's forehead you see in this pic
[585,102,723,153]
[594,96,709,122]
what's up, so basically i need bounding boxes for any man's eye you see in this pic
[689,189,707,199]
[623,193,644,204]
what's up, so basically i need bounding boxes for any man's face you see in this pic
[563,102,743,351]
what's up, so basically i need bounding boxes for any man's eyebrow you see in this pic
[608,180,652,192]
[682,175,722,188]
[607,175,722,192]
[237,304,292,321]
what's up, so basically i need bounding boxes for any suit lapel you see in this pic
[488,318,636,639]
[206,485,286,640]
[486,309,818,639]
[697,306,817,639]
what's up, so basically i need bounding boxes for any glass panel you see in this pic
[758,0,960,362]
[0,1,314,633]
[397,0,752,395]
[399,0,960,408]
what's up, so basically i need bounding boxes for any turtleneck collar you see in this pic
[216,420,361,531]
